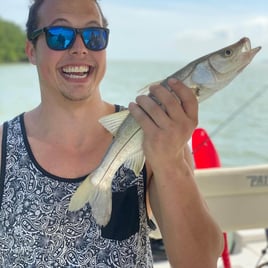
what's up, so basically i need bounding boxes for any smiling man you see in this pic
[0,0,223,267]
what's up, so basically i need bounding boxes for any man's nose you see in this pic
[69,34,88,55]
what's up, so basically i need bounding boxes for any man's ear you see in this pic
[25,40,37,65]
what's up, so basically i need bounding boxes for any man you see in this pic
[0,0,223,266]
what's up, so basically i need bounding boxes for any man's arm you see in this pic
[148,145,223,267]
[129,78,223,267]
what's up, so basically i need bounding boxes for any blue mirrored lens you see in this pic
[82,28,108,51]
[46,27,74,50]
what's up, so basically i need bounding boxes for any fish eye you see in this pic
[224,49,233,57]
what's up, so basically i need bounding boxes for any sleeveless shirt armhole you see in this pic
[114,104,121,112]
[142,165,157,231]
[115,104,127,112]
[0,122,8,210]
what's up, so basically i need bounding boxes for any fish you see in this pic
[68,37,261,226]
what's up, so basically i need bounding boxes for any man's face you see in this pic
[26,0,107,103]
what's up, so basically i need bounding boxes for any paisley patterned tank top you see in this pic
[0,112,153,267]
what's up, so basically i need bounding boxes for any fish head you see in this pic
[191,37,261,102]
[209,37,261,77]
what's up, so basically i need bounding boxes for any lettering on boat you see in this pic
[247,175,268,187]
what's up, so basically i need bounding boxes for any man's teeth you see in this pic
[62,66,90,79]
[63,66,90,73]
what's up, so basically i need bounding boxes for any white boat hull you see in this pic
[195,164,268,231]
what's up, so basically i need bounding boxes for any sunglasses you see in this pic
[30,26,109,51]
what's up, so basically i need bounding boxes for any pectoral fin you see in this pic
[124,151,145,176]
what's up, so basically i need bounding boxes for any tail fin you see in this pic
[89,182,112,227]
[68,175,93,212]
[68,174,112,227]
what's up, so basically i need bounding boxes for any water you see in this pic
[0,61,267,167]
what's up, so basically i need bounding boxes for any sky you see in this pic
[0,0,268,62]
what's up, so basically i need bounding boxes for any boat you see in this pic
[195,164,268,231]
[196,163,268,267]
[152,128,268,267]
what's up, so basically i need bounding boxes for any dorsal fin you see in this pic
[99,110,130,136]
[137,80,162,95]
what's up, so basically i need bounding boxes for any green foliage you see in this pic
[0,18,28,63]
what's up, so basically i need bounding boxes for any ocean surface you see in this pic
[0,61,267,167]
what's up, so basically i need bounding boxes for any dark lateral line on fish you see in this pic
[102,126,143,179]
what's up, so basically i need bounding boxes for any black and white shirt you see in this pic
[0,113,153,267]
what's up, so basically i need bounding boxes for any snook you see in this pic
[69,37,261,226]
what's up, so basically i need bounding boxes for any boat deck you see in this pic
[153,229,268,268]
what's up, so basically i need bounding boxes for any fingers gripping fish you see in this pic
[69,37,261,226]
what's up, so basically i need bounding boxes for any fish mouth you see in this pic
[240,37,261,56]
[61,64,94,79]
